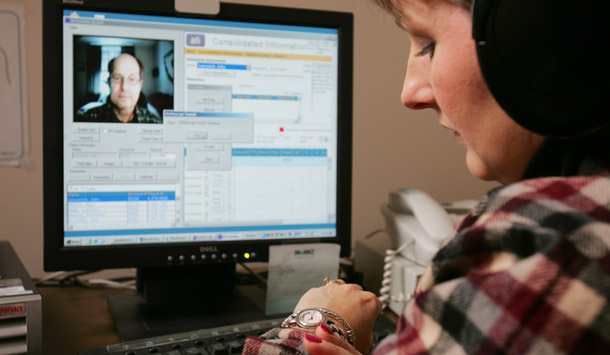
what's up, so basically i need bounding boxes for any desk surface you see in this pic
[40,285,133,355]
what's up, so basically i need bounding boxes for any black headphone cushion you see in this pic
[472,0,610,137]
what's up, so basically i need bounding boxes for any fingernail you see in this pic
[318,322,333,335]
[303,333,323,343]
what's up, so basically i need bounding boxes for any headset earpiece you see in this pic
[471,0,610,137]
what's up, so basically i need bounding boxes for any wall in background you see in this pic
[0,0,496,277]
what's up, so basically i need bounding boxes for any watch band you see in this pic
[281,307,356,346]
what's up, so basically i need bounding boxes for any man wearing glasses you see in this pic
[77,53,161,123]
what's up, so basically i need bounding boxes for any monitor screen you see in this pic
[43,0,353,339]
[44,0,353,269]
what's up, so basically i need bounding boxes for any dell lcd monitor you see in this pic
[43,0,353,340]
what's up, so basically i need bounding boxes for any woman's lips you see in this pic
[453,130,464,145]
[439,119,463,144]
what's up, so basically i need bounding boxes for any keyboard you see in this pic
[79,314,396,355]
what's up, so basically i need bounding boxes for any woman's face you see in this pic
[397,0,543,184]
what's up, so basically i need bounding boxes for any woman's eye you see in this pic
[415,42,435,58]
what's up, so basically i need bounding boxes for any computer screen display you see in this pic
[43,1,353,272]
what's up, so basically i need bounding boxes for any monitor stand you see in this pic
[107,264,272,341]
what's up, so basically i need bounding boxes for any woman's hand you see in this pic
[293,280,381,353]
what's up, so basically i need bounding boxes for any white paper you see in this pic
[265,243,340,316]
[0,278,32,297]
[0,3,29,166]
[0,285,32,297]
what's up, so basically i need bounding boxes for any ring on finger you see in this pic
[323,277,343,286]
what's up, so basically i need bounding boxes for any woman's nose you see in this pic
[400,56,434,110]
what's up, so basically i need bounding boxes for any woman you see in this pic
[244,0,610,353]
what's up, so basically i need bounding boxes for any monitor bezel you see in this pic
[43,0,353,271]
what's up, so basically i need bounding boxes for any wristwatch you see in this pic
[281,307,355,346]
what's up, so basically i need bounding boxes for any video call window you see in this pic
[73,36,174,124]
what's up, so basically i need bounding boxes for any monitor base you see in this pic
[108,264,275,341]
[108,286,269,341]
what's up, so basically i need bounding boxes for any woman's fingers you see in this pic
[316,322,353,350]
[303,332,361,355]
[415,265,434,293]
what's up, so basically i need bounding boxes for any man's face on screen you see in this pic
[109,54,143,115]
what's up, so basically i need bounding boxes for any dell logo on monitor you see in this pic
[199,246,219,252]
[62,0,85,5]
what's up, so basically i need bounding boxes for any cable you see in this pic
[378,240,415,309]
[35,271,70,284]
[238,262,267,286]
[35,270,137,290]
[83,278,136,290]
[364,228,386,240]
[35,270,97,286]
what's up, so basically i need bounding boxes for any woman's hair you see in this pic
[372,0,471,19]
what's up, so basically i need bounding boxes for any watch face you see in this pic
[297,309,325,327]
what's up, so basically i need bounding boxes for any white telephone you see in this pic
[378,188,477,312]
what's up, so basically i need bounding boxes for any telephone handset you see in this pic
[381,188,455,265]
[378,188,476,310]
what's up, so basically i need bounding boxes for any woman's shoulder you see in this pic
[482,174,610,223]
[439,174,610,268]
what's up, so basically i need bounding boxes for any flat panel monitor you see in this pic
[43,0,353,340]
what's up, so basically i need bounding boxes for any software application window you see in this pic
[61,11,339,246]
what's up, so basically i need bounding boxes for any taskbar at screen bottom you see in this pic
[63,228,336,247]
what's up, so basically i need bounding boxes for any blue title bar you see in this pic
[68,191,176,202]
[233,94,299,101]
[164,110,253,119]
[197,63,249,70]
[232,148,327,157]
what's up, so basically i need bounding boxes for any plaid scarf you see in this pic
[244,327,307,355]
[375,175,610,354]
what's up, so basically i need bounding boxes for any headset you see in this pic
[471,0,609,137]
